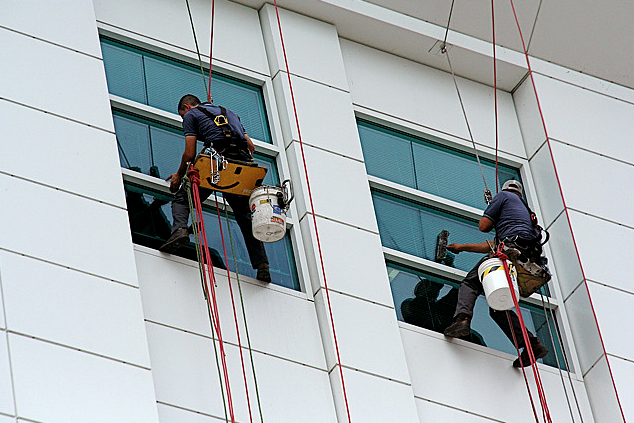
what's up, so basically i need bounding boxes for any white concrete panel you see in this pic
[585,282,634,362]
[146,321,336,422]
[550,141,634,227]
[0,100,124,207]
[314,290,410,383]
[0,0,101,57]
[534,74,634,164]
[157,403,223,423]
[583,355,624,423]
[400,326,591,422]
[260,4,349,91]
[0,415,14,423]
[272,74,364,160]
[94,0,269,76]
[135,248,326,369]
[299,215,394,307]
[286,143,378,232]
[416,398,497,423]
[528,143,565,227]
[564,283,604,376]
[341,40,526,158]
[0,175,137,285]
[513,76,547,158]
[568,210,633,294]
[609,356,634,421]
[546,212,584,300]
[0,29,113,131]
[329,367,418,423]
[10,334,159,423]
[0,334,15,416]
[1,251,150,367]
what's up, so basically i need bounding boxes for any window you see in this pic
[358,118,564,368]
[102,36,299,290]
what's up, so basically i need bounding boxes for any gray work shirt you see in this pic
[483,190,540,241]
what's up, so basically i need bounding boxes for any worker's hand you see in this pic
[166,173,182,193]
[447,243,461,254]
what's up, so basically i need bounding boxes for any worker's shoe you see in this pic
[444,313,472,338]
[256,263,271,283]
[159,228,190,253]
[513,338,549,368]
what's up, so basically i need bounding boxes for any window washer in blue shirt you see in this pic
[159,94,271,283]
[443,180,548,367]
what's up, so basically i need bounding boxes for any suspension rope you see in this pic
[496,247,551,422]
[185,0,210,101]
[207,0,215,102]
[188,168,236,422]
[271,2,352,421]
[186,176,230,422]
[441,5,491,202]
[506,311,540,422]
[220,195,265,423]
[212,192,254,422]
[539,292,583,422]
[507,0,626,419]
[491,0,499,193]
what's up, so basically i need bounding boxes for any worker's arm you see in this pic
[479,215,494,232]
[447,241,494,254]
[245,133,255,154]
[166,135,198,192]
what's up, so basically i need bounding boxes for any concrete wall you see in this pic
[0,0,158,421]
[514,70,634,422]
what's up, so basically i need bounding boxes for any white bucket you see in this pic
[249,185,287,243]
[477,258,519,311]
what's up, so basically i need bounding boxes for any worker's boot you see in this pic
[159,228,190,253]
[513,337,549,367]
[444,313,471,337]
[256,263,271,283]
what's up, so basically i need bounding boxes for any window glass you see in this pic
[388,263,565,369]
[125,183,299,290]
[101,37,271,144]
[359,119,522,209]
[101,42,147,104]
[372,190,488,272]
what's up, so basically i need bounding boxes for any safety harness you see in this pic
[196,105,245,153]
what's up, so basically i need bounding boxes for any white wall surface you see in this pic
[0,1,159,421]
[514,71,633,421]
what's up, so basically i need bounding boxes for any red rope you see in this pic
[213,193,253,422]
[207,0,215,102]
[508,1,626,419]
[506,311,540,422]
[189,169,236,422]
[271,2,352,421]
[491,0,499,193]
[496,248,551,422]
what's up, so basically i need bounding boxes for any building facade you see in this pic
[0,0,632,422]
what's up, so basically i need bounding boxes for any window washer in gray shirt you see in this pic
[443,180,548,367]
[159,94,271,283]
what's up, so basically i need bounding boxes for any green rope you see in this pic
[185,176,229,422]
[217,193,265,422]
[185,0,210,100]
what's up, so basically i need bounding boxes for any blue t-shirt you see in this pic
[182,103,248,151]
[483,191,540,242]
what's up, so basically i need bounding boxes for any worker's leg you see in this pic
[160,185,211,253]
[453,256,488,319]
[223,193,269,268]
[444,256,488,337]
[489,308,548,367]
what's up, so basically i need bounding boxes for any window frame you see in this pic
[99,27,311,293]
[355,106,580,373]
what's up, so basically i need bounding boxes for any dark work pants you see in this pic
[171,185,268,268]
[454,255,535,349]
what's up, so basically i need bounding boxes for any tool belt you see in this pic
[500,237,551,297]
[192,148,267,196]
